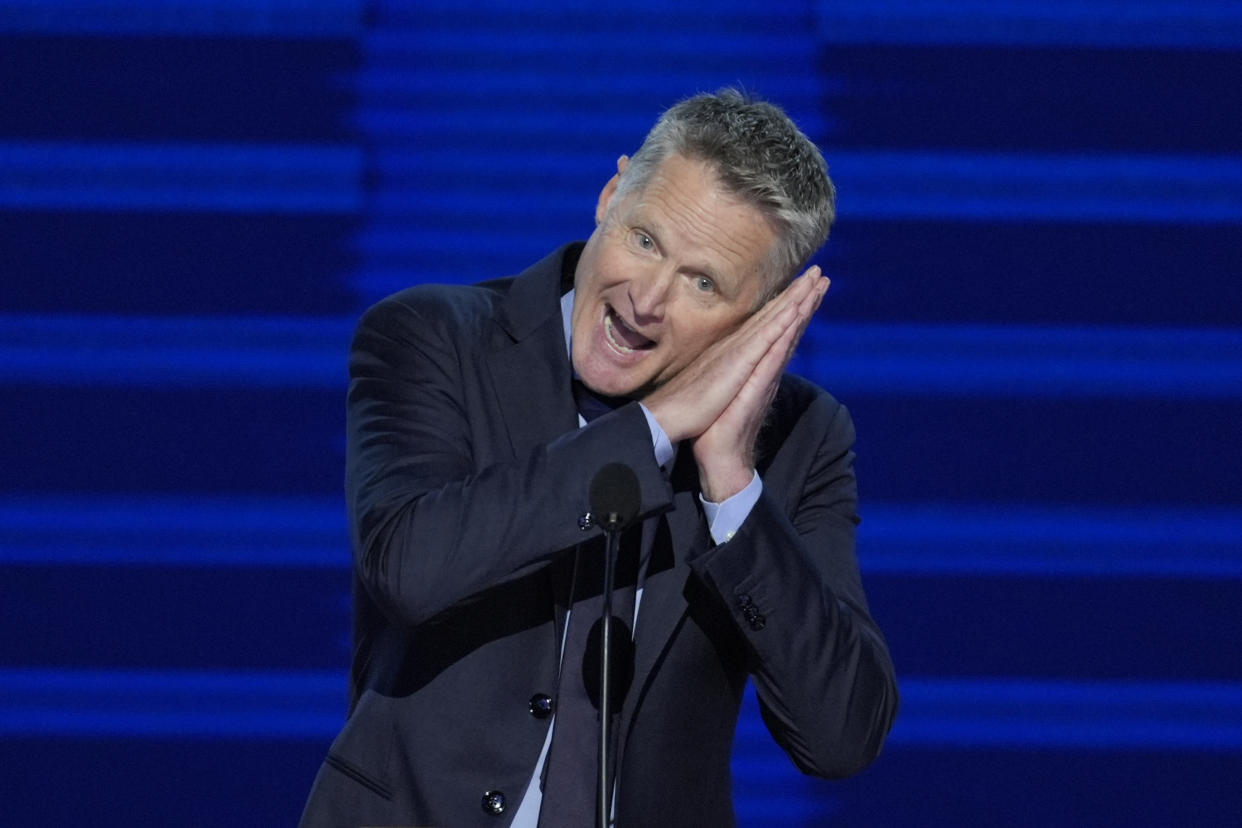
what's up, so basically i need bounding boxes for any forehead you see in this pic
[621,154,777,285]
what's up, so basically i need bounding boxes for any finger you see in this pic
[792,275,830,343]
[697,272,815,380]
[733,270,818,350]
[767,267,825,337]
[761,271,826,355]
[649,268,822,432]
[746,265,820,328]
[749,309,803,394]
[718,289,805,369]
[777,265,822,312]
[775,307,805,366]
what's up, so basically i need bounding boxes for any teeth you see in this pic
[604,314,636,353]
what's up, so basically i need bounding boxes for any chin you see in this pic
[584,376,632,399]
[580,367,641,400]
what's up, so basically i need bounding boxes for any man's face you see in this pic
[571,153,777,399]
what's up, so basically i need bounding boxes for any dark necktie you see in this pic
[572,379,626,423]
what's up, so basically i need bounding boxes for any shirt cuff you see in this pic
[700,470,762,544]
[638,403,676,470]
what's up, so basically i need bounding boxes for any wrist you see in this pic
[698,458,755,503]
[642,394,689,444]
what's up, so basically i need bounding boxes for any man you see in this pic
[301,90,897,827]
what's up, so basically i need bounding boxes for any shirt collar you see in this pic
[560,288,575,367]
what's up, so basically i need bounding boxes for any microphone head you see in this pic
[589,462,641,531]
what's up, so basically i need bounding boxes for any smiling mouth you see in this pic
[604,307,656,353]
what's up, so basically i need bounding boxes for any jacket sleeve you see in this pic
[687,392,898,778]
[345,293,673,628]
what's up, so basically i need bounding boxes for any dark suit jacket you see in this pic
[300,244,897,827]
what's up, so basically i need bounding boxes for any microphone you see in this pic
[589,462,640,532]
[586,461,639,828]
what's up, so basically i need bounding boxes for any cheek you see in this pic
[593,249,628,288]
[665,315,745,368]
[660,322,709,368]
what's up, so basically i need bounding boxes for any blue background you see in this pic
[2,1,1241,825]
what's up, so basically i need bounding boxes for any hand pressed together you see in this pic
[644,266,830,501]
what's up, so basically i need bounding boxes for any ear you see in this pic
[594,155,630,224]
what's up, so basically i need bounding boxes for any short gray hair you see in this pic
[616,89,836,298]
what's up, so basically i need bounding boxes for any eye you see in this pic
[695,275,716,293]
[634,230,655,250]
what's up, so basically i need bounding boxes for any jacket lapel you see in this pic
[485,245,581,456]
[487,317,579,456]
[619,448,709,749]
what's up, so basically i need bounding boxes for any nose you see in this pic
[627,266,674,322]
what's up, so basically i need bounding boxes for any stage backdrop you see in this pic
[2,1,1241,825]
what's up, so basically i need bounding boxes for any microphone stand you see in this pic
[597,511,621,828]
[586,461,638,828]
